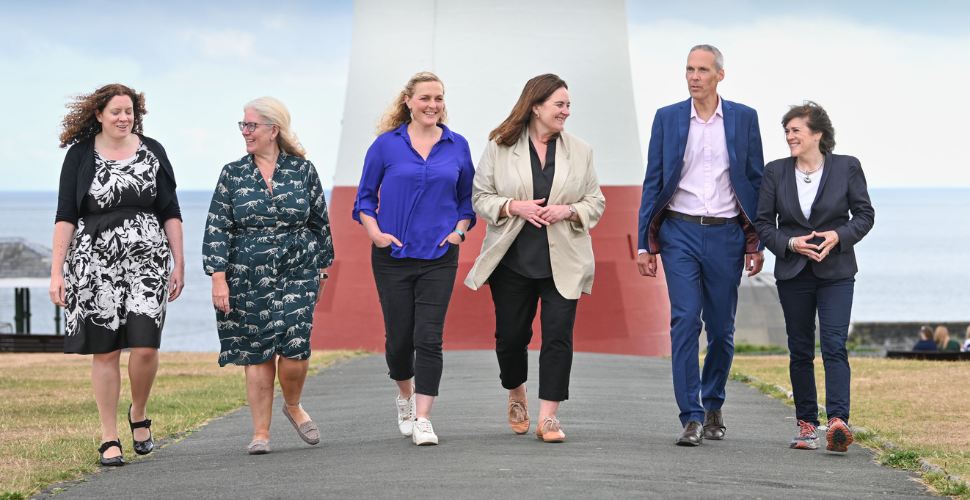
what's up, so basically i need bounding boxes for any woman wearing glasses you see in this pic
[203,97,334,454]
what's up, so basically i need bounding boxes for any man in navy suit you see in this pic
[637,45,765,446]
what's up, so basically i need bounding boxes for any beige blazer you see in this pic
[464,129,606,299]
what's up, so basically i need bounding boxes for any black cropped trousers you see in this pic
[371,243,459,397]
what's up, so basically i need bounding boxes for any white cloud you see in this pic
[628,16,970,187]
[181,29,262,60]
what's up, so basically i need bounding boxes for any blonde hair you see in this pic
[376,72,447,135]
[934,326,950,349]
[245,96,306,159]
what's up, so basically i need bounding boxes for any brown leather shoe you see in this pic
[508,395,530,434]
[536,417,565,443]
[676,420,703,446]
[703,409,725,440]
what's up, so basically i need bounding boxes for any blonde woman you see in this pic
[934,326,960,352]
[353,72,476,445]
[203,97,334,454]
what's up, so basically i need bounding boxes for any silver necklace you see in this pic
[797,156,824,183]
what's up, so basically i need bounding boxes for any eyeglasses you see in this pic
[238,121,274,133]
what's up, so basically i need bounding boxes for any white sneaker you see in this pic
[412,417,438,446]
[395,393,415,436]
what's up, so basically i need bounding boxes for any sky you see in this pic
[1,0,968,191]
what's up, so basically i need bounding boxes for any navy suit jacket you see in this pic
[637,98,765,254]
[753,154,875,280]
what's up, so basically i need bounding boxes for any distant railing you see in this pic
[0,333,65,352]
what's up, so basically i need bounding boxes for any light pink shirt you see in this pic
[667,97,740,218]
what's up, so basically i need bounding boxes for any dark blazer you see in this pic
[754,153,874,280]
[637,97,765,254]
[55,134,180,225]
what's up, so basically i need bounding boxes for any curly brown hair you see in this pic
[59,84,147,148]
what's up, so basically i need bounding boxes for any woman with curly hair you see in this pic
[49,84,185,466]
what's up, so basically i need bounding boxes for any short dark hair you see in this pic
[781,101,836,154]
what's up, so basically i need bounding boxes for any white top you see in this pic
[795,166,823,220]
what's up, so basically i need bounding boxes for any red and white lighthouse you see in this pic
[312,0,672,356]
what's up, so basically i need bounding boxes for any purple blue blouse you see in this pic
[353,123,476,260]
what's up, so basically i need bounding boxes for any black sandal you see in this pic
[98,440,125,466]
[128,404,155,455]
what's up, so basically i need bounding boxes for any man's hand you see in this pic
[746,250,764,277]
[637,252,657,277]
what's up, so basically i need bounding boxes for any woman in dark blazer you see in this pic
[754,101,874,454]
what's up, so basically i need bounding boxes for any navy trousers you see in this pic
[775,265,854,426]
[658,217,745,425]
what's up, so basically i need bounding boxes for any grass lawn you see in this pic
[731,356,970,498]
[0,350,360,499]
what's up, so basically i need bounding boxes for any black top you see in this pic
[500,138,556,278]
[55,134,181,225]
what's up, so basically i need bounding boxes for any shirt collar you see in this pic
[394,122,454,142]
[689,96,723,122]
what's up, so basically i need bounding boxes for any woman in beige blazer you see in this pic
[465,74,605,443]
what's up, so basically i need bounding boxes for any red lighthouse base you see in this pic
[310,186,671,357]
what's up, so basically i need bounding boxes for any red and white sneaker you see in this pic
[825,417,853,452]
[789,420,819,450]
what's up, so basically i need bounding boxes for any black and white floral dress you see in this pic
[63,142,171,354]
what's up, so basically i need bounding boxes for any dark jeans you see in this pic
[488,264,578,402]
[371,243,459,397]
[775,265,855,426]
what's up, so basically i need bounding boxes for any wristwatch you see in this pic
[568,205,576,216]
[319,271,329,279]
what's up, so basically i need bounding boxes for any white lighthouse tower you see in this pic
[314,0,672,356]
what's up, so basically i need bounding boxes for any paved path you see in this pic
[40,352,929,499]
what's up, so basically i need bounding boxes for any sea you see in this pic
[1,188,968,351]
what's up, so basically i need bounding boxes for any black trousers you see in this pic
[488,264,578,402]
[371,244,459,397]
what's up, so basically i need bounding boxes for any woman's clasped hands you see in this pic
[792,230,840,262]
[510,198,573,227]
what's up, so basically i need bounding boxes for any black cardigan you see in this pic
[55,134,181,225]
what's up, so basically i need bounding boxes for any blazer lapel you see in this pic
[548,134,571,203]
[512,129,533,199]
[676,100,690,176]
[784,157,812,227]
[808,153,832,223]
[723,100,738,171]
